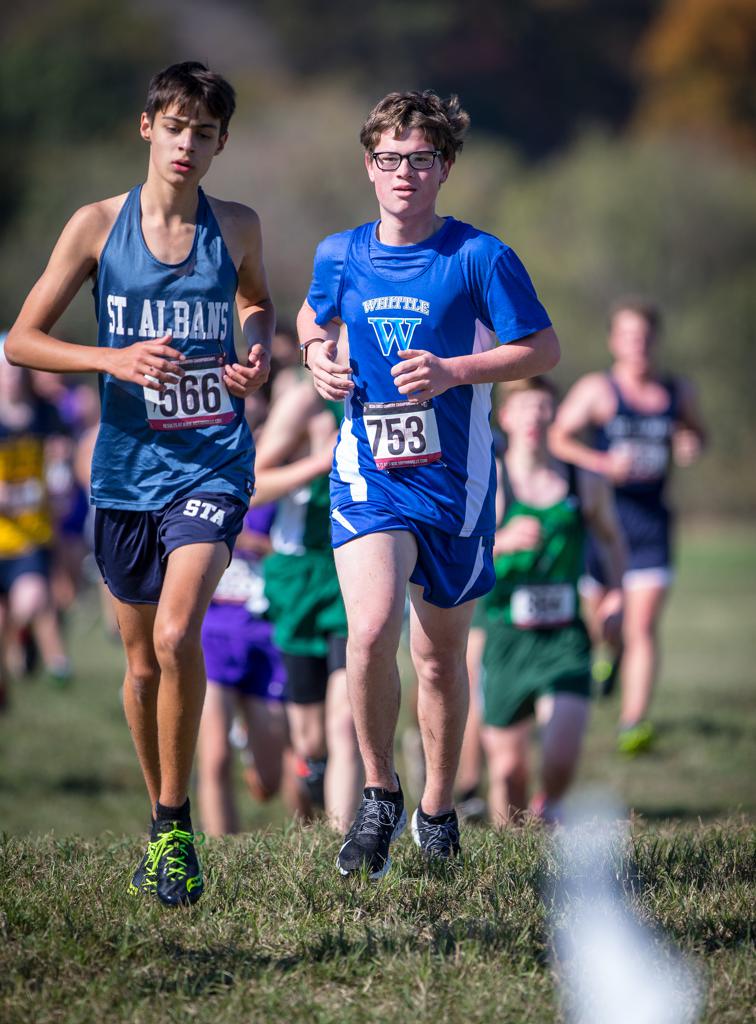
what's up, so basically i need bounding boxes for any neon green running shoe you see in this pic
[592,655,620,698]
[128,842,158,897]
[152,821,205,907]
[617,720,655,756]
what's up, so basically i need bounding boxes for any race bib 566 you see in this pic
[144,353,234,431]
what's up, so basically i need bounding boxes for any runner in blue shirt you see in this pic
[298,90,560,877]
[6,63,274,906]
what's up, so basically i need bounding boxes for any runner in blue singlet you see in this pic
[550,299,706,754]
[6,62,274,906]
[298,90,560,877]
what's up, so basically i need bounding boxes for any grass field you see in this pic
[1,525,755,1022]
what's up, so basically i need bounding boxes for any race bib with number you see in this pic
[143,353,234,431]
[363,400,442,471]
[511,584,575,629]
[212,557,268,615]
[610,439,668,481]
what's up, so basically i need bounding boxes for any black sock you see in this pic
[304,758,327,810]
[155,798,191,823]
[457,786,479,803]
[418,802,456,823]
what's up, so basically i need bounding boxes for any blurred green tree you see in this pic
[0,1,167,234]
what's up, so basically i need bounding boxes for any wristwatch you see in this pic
[299,338,323,369]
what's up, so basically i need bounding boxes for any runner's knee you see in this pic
[488,745,527,786]
[154,621,198,666]
[413,646,466,692]
[200,742,233,782]
[348,620,397,663]
[9,575,49,623]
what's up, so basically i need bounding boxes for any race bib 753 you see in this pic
[363,399,442,471]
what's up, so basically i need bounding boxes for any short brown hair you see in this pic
[498,376,560,405]
[145,62,236,136]
[360,91,470,163]
[609,297,662,334]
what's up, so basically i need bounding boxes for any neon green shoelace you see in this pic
[150,826,205,881]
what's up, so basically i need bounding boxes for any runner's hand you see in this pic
[494,515,542,555]
[601,448,635,485]
[673,428,701,467]
[106,333,184,391]
[311,428,340,475]
[392,349,453,402]
[308,339,354,401]
[596,587,623,646]
[224,344,270,397]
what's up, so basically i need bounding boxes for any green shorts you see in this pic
[264,549,347,658]
[470,597,487,631]
[482,618,591,728]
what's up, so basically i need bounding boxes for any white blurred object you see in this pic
[552,791,702,1024]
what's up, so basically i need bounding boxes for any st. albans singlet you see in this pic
[307,218,551,538]
[594,375,679,503]
[91,185,253,510]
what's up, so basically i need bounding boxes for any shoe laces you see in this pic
[150,825,205,880]
[352,798,398,837]
[419,817,458,853]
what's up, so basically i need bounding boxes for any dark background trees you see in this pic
[2,0,754,515]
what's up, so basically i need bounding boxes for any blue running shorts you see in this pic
[331,501,494,609]
[0,548,51,596]
[94,490,247,605]
[584,493,673,590]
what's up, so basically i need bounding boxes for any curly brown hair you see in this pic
[359,91,470,163]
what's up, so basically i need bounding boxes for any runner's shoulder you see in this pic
[452,220,527,285]
[452,219,513,260]
[314,227,357,264]
[279,375,323,418]
[571,371,615,409]
[62,194,128,253]
[205,196,261,240]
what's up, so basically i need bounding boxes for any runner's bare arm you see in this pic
[251,443,336,505]
[296,301,351,401]
[492,457,542,557]
[5,201,185,386]
[391,326,560,402]
[580,471,626,590]
[227,206,274,397]
[549,374,617,476]
[252,379,334,502]
[673,377,707,467]
[579,469,626,642]
[254,379,322,470]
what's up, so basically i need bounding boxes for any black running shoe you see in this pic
[303,756,327,810]
[411,805,460,861]
[337,783,407,880]
[152,820,205,906]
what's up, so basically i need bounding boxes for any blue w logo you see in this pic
[367,317,422,356]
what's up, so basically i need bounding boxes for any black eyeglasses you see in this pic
[371,150,442,171]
